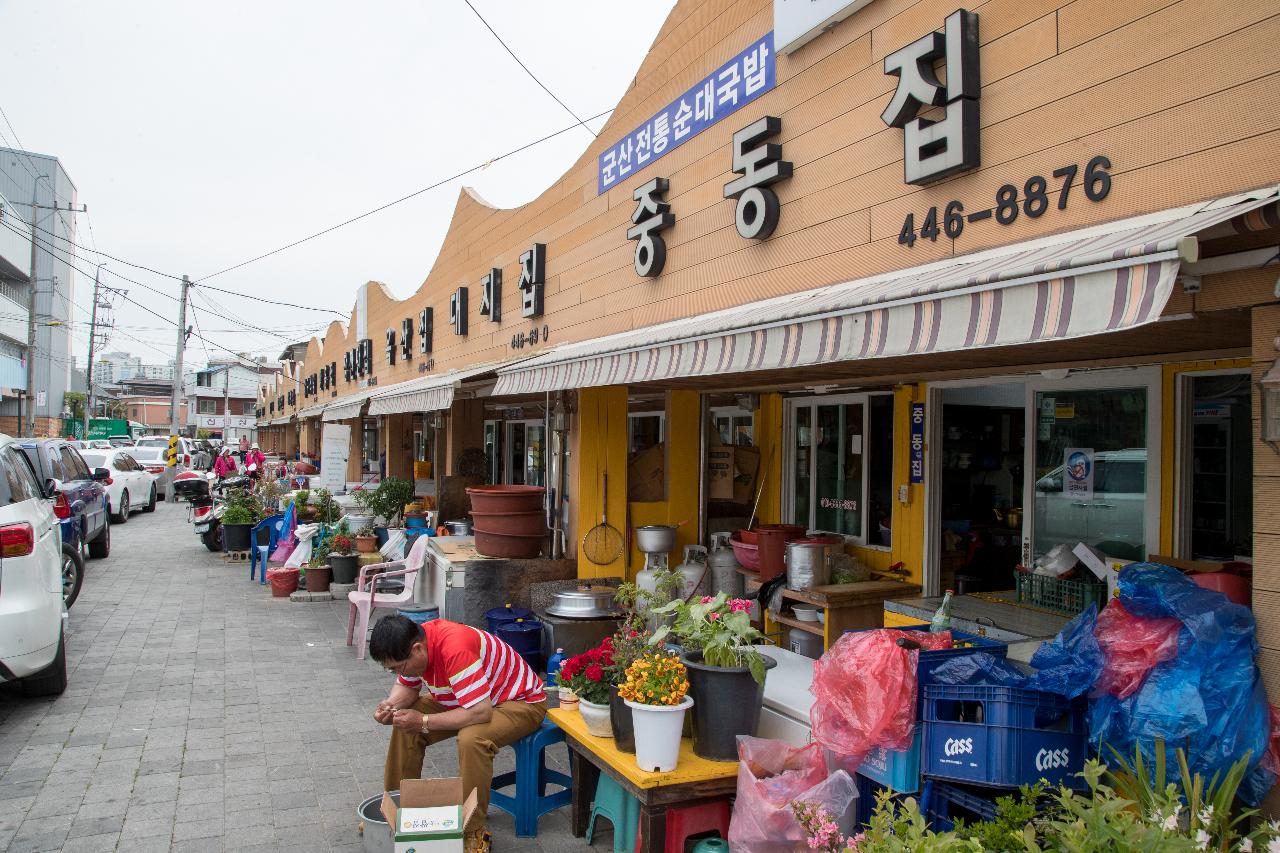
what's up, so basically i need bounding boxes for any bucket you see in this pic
[358,790,396,853]
[474,527,543,559]
[485,605,533,634]
[405,512,431,530]
[495,618,544,656]
[466,485,546,514]
[268,568,299,598]
[444,519,473,536]
[786,539,837,590]
[398,605,440,626]
[470,510,545,537]
[626,695,693,773]
[755,528,788,581]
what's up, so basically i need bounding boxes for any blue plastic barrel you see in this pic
[398,606,440,626]
[485,605,533,634]
[495,617,543,656]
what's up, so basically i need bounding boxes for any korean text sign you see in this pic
[597,32,776,195]
[910,403,925,483]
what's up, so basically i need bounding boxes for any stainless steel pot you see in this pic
[544,585,618,618]
[444,519,472,536]
[635,524,677,553]
[786,540,834,590]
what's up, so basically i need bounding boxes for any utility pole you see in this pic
[24,177,43,437]
[83,264,104,440]
[169,275,190,436]
[223,366,230,444]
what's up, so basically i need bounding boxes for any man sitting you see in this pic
[370,615,547,852]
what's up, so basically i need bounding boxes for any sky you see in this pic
[0,0,676,370]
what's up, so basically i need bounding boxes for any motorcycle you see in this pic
[174,470,252,552]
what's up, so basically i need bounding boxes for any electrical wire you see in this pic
[196,106,612,282]
[460,0,597,138]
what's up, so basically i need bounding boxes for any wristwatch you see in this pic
[420,713,430,735]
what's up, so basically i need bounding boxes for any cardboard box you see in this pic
[628,443,665,503]
[732,445,761,505]
[1074,542,1133,601]
[707,444,734,501]
[1147,553,1224,574]
[382,778,477,853]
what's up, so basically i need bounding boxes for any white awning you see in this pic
[494,186,1280,395]
[322,387,380,422]
[296,402,326,420]
[367,360,526,416]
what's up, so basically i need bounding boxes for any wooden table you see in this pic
[548,707,738,853]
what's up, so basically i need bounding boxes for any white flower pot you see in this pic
[578,698,613,737]
[625,695,694,773]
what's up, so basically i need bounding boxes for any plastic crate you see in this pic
[858,725,922,793]
[853,773,907,831]
[923,780,999,832]
[1015,571,1107,615]
[922,684,1087,789]
[847,625,1008,715]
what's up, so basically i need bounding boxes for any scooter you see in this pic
[175,471,252,552]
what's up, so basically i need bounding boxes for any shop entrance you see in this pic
[1179,371,1252,561]
[935,383,1026,594]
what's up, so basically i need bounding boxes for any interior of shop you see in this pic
[1185,372,1253,561]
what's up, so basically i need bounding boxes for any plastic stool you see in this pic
[635,798,730,853]
[587,773,639,853]
[692,839,728,853]
[489,718,572,837]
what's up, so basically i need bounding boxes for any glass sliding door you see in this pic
[814,402,864,536]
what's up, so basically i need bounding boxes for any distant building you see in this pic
[185,358,280,442]
[110,377,182,435]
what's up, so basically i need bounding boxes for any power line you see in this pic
[461,0,598,138]
[191,282,344,315]
[197,106,612,282]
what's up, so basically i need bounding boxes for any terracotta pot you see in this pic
[268,569,299,598]
[466,485,546,514]
[474,528,542,559]
[305,564,331,592]
[355,535,379,553]
[739,524,806,545]
[755,528,788,581]
[470,510,546,537]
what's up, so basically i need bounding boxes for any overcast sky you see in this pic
[0,1,675,369]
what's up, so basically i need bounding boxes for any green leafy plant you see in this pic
[221,505,254,525]
[313,488,338,524]
[356,526,376,538]
[223,488,264,523]
[954,784,1048,852]
[649,591,767,683]
[257,477,284,512]
[295,489,310,507]
[367,477,414,527]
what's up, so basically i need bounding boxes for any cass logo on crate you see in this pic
[943,737,974,757]
[1035,747,1071,772]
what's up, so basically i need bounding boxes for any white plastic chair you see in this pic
[346,534,431,659]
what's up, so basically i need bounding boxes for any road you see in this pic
[0,499,596,852]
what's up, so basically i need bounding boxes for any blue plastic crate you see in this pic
[923,780,999,833]
[922,684,1087,789]
[853,773,908,830]
[858,725,922,793]
[846,625,1008,715]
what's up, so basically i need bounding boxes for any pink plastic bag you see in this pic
[727,736,857,853]
[1092,600,1181,699]
[810,629,953,763]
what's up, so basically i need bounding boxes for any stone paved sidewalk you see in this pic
[0,500,608,852]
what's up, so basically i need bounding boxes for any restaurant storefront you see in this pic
[258,0,1280,757]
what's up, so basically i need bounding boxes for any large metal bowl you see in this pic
[635,524,678,553]
[545,585,618,618]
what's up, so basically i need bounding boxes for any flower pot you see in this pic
[374,526,391,547]
[609,686,635,753]
[682,651,777,761]
[558,688,579,713]
[222,522,254,552]
[625,695,693,773]
[305,564,331,592]
[268,568,299,597]
[355,535,379,553]
[578,698,613,738]
[344,513,375,531]
[329,554,359,585]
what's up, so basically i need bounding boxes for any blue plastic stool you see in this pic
[587,772,639,853]
[249,512,286,584]
[489,718,572,837]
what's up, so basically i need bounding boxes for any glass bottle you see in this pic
[930,589,955,633]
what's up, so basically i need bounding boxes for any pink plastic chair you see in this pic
[346,535,431,659]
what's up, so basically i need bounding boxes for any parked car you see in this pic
[135,435,199,469]
[107,434,133,447]
[86,439,113,450]
[79,448,158,522]
[129,445,173,494]
[1033,448,1147,560]
[0,434,69,695]
[17,439,109,597]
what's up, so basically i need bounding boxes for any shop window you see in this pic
[197,399,217,415]
[1182,372,1252,560]
[362,418,379,476]
[506,420,546,487]
[711,406,754,446]
[628,413,664,453]
[628,403,666,503]
[483,421,499,484]
[786,393,894,545]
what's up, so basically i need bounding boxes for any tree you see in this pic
[196,428,212,439]
[64,392,85,422]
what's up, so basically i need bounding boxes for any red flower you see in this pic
[585,664,604,682]
[586,647,602,662]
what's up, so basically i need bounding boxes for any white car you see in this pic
[129,445,174,485]
[0,434,68,696]
[1034,448,1147,561]
[79,449,158,522]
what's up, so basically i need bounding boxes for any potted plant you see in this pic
[603,582,663,754]
[650,592,776,761]
[369,477,415,543]
[257,478,285,515]
[328,534,359,584]
[305,553,332,592]
[295,489,313,521]
[618,652,692,773]
[558,641,614,737]
[220,489,260,552]
[355,526,379,554]
[313,489,339,525]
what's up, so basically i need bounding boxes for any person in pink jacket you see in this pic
[213,447,238,479]
[245,444,266,480]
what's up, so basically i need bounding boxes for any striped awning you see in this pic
[322,388,379,422]
[296,402,326,420]
[494,187,1280,395]
[367,360,526,416]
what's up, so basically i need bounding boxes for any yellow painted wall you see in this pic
[575,386,629,580]
[628,390,702,575]
[753,394,785,525]
[1158,359,1250,554]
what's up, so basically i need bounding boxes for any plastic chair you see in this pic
[249,512,286,584]
[346,534,430,659]
[489,718,572,837]
[635,798,730,853]
[586,772,638,853]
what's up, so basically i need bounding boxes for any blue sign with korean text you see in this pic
[910,403,925,484]
[597,32,776,195]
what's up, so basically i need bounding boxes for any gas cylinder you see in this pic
[708,531,743,597]
[546,647,567,687]
[676,544,711,600]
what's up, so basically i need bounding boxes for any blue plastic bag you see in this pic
[929,652,1030,688]
[1026,604,1103,699]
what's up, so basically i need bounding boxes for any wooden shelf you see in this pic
[772,612,824,636]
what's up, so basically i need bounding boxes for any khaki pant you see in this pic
[384,697,547,832]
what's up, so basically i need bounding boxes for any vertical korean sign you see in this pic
[910,403,925,484]
[597,33,776,195]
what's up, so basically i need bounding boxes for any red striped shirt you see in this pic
[396,619,545,708]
